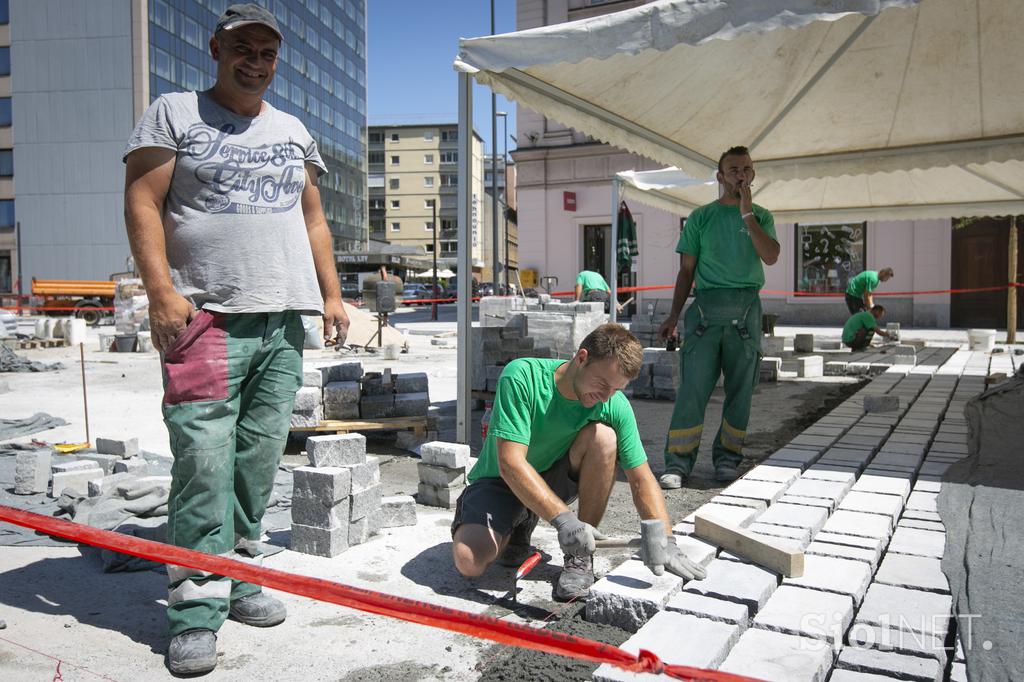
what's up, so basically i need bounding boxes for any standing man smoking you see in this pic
[123,4,348,675]
[658,146,779,489]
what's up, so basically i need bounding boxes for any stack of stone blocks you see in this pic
[14,437,152,498]
[589,363,978,681]
[417,441,471,509]
[290,433,416,558]
[624,348,680,400]
[291,361,432,427]
[627,310,682,348]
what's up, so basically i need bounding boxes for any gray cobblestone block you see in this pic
[825,361,849,375]
[360,393,395,419]
[836,491,903,525]
[653,387,677,400]
[836,646,943,682]
[359,373,391,396]
[322,361,363,383]
[887,527,945,558]
[804,465,861,485]
[784,553,873,604]
[757,502,828,534]
[306,433,366,467]
[683,559,778,615]
[394,372,429,394]
[856,583,953,640]
[379,495,417,528]
[324,401,359,421]
[765,447,821,467]
[417,462,466,487]
[349,484,382,520]
[894,344,917,356]
[761,336,785,355]
[789,434,837,450]
[52,460,99,474]
[821,509,894,541]
[796,355,824,378]
[302,368,322,388]
[291,494,348,529]
[346,457,380,493]
[87,472,134,497]
[293,386,322,412]
[113,457,149,475]
[416,482,464,509]
[818,339,842,350]
[585,558,684,632]
[394,392,430,417]
[324,378,359,407]
[742,522,813,549]
[51,468,103,498]
[815,530,886,553]
[651,362,678,378]
[847,362,872,375]
[875,553,949,593]
[898,517,944,533]
[847,624,947,662]
[713,495,767,512]
[592,611,742,681]
[760,357,781,381]
[666,591,749,624]
[14,449,52,494]
[806,540,882,569]
[651,374,678,390]
[293,466,351,505]
[683,502,759,528]
[95,437,140,458]
[348,514,374,545]
[901,508,942,523]
[420,441,470,468]
[753,585,853,652]
[290,522,347,557]
[793,333,815,353]
[290,405,324,428]
[720,628,833,682]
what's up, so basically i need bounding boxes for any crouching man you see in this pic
[451,323,706,601]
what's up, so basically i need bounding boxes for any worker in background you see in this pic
[123,4,348,675]
[845,267,894,314]
[657,146,780,489]
[575,270,621,313]
[450,324,706,602]
[843,305,897,351]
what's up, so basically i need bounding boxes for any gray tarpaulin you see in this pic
[0,413,68,440]
[938,367,1024,681]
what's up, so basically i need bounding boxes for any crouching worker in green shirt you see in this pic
[843,305,897,351]
[451,323,707,601]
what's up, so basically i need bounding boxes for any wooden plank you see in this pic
[290,416,428,434]
[694,513,804,578]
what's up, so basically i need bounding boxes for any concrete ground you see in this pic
[0,314,964,681]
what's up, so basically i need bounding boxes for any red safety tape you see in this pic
[0,505,761,682]
[0,306,117,312]
[542,282,1023,299]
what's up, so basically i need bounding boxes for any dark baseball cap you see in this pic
[216,3,283,41]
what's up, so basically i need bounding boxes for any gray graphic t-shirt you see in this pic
[124,91,327,314]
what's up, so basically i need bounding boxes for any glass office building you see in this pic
[147,0,367,252]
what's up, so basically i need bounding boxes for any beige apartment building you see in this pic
[370,123,514,282]
[0,11,13,295]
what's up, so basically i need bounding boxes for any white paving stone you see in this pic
[856,583,953,639]
[720,628,833,682]
[786,476,853,504]
[742,464,800,485]
[875,553,949,593]
[851,473,912,501]
[836,491,903,525]
[821,509,894,541]
[682,559,778,615]
[743,523,813,549]
[753,585,853,652]
[836,646,944,682]
[684,503,759,528]
[778,494,835,510]
[887,527,945,558]
[664,592,749,625]
[906,490,938,514]
[784,554,873,604]
[801,467,858,484]
[814,531,886,554]
[756,502,828,534]
[719,478,789,504]
[585,559,684,632]
[805,541,882,570]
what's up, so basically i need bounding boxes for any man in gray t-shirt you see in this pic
[122,4,348,675]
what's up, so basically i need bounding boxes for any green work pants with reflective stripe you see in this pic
[664,288,762,477]
[161,310,304,637]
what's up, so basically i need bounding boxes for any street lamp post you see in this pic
[431,200,439,321]
[490,0,500,295]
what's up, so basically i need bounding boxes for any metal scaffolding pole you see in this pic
[456,71,473,444]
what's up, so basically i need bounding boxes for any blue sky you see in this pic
[367,1,517,155]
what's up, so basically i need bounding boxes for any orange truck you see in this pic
[30,278,117,325]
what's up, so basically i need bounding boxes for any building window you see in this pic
[0,150,12,177]
[795,222,866,294]
[0,199,13,228]
[391,222,400,232]
[441,218,455,232]
[389,178,400,190]
[424,176,435,188]
[0,47,10,76]
[424,199,435,209]
[368,151,384,164]
[0,0,9,25]
[369,199,384,210]
[391,133,400,142]
[440,151,457,164]
[390,155,399,165]
[424,154,434,165]
[425,221,435,231]
[390,200,400,209]
[0,98,12,127]
[423,131,434,141]
[441,174,457,187]
[441,240,457,253]
[425,243,434,253]
[368,131,384,144]
[441,130,458,142]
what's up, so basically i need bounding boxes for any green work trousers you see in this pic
[664,288,762,476]
[161,310,304,637]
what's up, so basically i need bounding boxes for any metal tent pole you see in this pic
[610,177,620,323]
[456,71,473,444]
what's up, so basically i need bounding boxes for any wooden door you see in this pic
[950,217,1024,329]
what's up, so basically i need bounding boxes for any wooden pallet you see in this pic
[291,415,427,436]
[18,339,65,349]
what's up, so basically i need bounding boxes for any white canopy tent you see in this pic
[450,0,1024,440]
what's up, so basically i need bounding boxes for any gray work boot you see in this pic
[229,592,287,627]
[167,629,217,676]
[497,511,539,567]
[553,554,595,602]
[658,471,687,489]
[714,464,740,483]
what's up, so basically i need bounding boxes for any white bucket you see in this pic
[967,329,997,352]
[34,319,48,339]
[43,318,56,339]
[66,318,87,347]
[137,331,153,353]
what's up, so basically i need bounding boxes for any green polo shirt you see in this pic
[842,311,878,345]
[576,270,610,295]
[677,201,776,289]
[846,271,880,299]
[469,358,647,481]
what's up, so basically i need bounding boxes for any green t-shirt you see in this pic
[469,358,647,481]
[575,270,610,294]
[677,201,776,289]
[846,271,880,298]
[842,311,878,345]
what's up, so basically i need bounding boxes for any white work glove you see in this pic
[644,535,708,581]
[551,511,597,557]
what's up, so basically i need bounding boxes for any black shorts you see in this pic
[845,294,866,315]
[451,454,579,538]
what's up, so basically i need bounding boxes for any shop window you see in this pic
[795,222,866,294]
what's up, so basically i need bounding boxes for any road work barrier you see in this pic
[0,504,762,681]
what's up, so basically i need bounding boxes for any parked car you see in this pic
[401,284,436,305]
